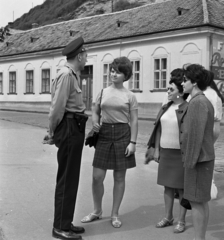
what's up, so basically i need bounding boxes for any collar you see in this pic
[190,91,204,101]
[65,62,78,77]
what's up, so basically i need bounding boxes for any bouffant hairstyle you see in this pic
[183,64,208,91]
[110,57,133,81]
[169,68,189,100]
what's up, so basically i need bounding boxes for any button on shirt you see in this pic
[49,63,86,135]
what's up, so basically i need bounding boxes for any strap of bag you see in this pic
[99,89,103,114]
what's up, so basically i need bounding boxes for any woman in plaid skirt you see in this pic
[81,57,138,228]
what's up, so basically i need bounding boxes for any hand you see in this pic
[144,148,154,164]
[92,123,101,133]
[153,148,160,163]
[125,142,136,157]
[43,133,54,145]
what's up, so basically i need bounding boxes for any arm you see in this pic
[145,122,161,164]
[184,100,208,168]
[125,109,138,157]
[92,96,101,133]
[153,122,161,163]
[48,73,70,136]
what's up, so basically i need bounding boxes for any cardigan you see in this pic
[147,101,188,149]
[180,92,215,169]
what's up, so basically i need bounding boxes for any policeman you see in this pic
[48,36,88,240]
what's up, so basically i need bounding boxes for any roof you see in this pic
[1,0,224,58]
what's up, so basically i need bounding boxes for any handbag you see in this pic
[85,89,103,148]
[180,198,192,210]
[211,179,218,200]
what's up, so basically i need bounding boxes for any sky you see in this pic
[0,0,44,28]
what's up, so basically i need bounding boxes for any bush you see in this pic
[113,0,143,12]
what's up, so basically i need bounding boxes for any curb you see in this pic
[0,109,223,125]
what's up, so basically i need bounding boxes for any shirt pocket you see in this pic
[75,88,83,107]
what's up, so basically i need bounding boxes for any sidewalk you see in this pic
[0,118,224,240]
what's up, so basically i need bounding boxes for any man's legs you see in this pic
[54,118,85,230]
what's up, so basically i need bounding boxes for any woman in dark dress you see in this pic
[145,69,188,233]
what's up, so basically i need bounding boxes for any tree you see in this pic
[113,0,143,12]
[0,26,11,42]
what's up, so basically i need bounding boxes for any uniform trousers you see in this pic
[53,115,86,230]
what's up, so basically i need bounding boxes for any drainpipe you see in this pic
[209,33,213,71]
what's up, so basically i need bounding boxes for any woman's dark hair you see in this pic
[206,70,224,103]
[169,68,189,100]
[110,57,133,81]
[183,64,208,91]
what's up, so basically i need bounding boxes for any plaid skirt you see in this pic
[92,123,136,170]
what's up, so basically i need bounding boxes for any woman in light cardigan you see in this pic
[145,69,189,233]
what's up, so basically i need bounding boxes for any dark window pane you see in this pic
[155,59,160,70]
[161,59,167,70]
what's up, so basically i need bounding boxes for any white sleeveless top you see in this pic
[160,103,180,149]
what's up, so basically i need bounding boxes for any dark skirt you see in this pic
[157,148,184,189]
[184,160,214,202]
[92,123,136,170]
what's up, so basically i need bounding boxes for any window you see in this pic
[129,60,140,90]
[9,72,16,93]
[154,58,167,89]
[42,69,50,93]
[26,70,34,93]
[103,63,111,88]
[0,73,3,93]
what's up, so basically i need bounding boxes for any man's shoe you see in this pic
[52,228,82,240]
[70,224,85,234]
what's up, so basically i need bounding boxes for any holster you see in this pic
[65,112,88,133]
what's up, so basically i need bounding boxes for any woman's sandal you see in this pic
[173,221,185,233]
[81,211,102,223]
[111,217,122,228]
[156,217,174,228]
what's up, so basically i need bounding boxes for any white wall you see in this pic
[0,31,209,115]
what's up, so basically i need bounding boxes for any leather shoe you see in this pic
[70,224,85,234]
[52,228,82,240]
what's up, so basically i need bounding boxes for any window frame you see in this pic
[153,57,168,91]
[9,71,17,94]
[129,59,141,92]
[102,63,112,89]
[0,72,3,94]
[41,68,51,93]
[25,70,34,94]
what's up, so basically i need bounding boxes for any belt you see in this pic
[65,112,88,119]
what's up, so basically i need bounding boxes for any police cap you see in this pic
[62,37,86,59]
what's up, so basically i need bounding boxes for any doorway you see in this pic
[80,65,93,111]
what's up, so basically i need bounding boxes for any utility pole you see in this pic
[111,0,113,12]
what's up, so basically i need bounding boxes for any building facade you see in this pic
[0,0,224,116]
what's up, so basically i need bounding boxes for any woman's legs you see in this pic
[164,187,175,220]
[177,189,187,222]
[190,201,209,240]
[92,167,107,214]
[111,169,127,217]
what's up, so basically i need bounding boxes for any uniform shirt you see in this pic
[95,86,138,124]
[49,63,85,135]
[160,103,180,149]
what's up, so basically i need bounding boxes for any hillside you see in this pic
[8,0,161,30]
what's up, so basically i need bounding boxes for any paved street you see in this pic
[0,110,224,240]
